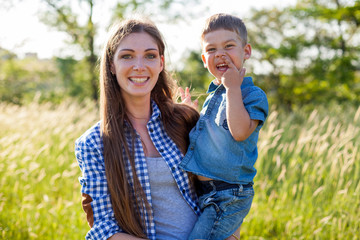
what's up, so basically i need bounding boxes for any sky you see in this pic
[0,0,297,64]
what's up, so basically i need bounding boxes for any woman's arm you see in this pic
[108,233,147,240]
[226,226,240,240]
[75,125,123,239]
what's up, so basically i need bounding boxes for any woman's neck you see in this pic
[126,98,152,126]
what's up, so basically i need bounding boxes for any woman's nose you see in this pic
[133,58,145,71]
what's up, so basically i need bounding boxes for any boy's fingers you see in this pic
[178,87,184,95]
[185,87,190,97]
[222,55,236,69]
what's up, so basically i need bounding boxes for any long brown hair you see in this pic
[99,18,199,238]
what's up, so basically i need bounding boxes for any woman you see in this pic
[75,18,200,239]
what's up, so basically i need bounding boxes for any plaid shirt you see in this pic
[75,101,200,240]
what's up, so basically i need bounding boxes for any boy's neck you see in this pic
[213,78,222,86]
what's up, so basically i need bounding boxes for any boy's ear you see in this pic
[201,53,208,68]
[244,44,252,60]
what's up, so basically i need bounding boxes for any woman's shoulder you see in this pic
[75,121,102,148]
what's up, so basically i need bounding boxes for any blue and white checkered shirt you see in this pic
[75,101,200,240]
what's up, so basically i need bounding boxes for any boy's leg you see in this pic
[207,186,254,240]
[188,201,219,240]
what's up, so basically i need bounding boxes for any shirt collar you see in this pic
[207,76,254,93]
[150,100,161,122]
[123,99,161,127]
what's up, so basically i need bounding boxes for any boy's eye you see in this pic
[207,48,216,53]
[225,44,234,48]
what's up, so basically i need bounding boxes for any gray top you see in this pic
[146,156,197,240]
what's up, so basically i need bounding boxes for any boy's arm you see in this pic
[226,84,259,141]
[221,56,258,141]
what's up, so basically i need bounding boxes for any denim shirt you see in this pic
[180,77,268,184]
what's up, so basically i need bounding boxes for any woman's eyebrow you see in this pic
[119,48,158,52]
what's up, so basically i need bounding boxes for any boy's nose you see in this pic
[215,51,225,58]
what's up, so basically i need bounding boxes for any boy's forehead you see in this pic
[202,29,242,44]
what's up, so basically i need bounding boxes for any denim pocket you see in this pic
[199,191,220,212]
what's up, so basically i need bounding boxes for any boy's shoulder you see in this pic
[241,77,267,97]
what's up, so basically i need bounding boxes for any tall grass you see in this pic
[0,100,97,239]
[242,104,360,240]
[0,101,359,239]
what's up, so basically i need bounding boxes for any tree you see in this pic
[41,0,98,101]
[0,48,61,104]
[247,0,360,108]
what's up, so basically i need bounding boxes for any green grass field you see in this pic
[0,101,359,239]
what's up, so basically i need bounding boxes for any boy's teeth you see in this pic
[217,64,227,67]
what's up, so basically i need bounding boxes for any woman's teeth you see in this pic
[130,77,148,83]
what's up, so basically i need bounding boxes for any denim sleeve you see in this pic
[243,87,269,128]
[75,136,122,240]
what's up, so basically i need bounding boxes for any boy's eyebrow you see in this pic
[224,38,238,43]
[204,38,239,45]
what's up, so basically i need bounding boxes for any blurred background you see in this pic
[0,0,359,239]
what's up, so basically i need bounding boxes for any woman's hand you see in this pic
[179,87,198,110]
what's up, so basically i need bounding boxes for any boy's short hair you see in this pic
[201,13,248,46]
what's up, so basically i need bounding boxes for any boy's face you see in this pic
[201,29,251,82]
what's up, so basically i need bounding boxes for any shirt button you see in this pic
[149,128,154,132]
[182,189,186,194]
[171,167,176,171]
[194,207,198,211]
[159,149,164,153]
[190,146,194,150]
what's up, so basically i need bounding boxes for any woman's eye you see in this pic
[146,54,157,59]
[121,54,132,59]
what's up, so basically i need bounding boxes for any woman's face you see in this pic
[111,32,164,102]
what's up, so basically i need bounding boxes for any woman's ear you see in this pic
[160,55,164,71]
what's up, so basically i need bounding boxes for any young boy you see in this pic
[180,13,269,240]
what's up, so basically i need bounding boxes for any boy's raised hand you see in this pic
[179,87,198,110]
[221,55,246,89]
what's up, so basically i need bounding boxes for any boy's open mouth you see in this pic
[216,63,229,71]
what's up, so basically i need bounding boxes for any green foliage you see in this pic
[0,51,63,104]
[0,101,359,239]
[40,0,98,100]
[55,56,98,101]
[111,0,202,23]
[246,0,360,109]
